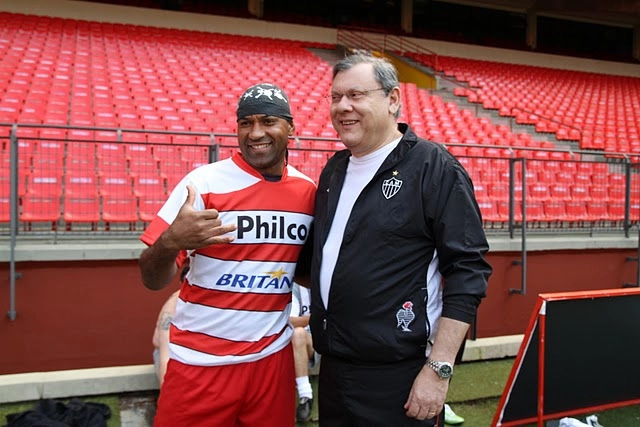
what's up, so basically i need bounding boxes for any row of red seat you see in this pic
[14,195,163,231]
[9,182,636,231]
[479,199,640,229]
[475,182,634,203]
[411,54,640,154]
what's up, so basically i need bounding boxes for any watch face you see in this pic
[439,364,453,378]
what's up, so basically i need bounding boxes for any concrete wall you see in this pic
[1,236,638,375]
[0,257,181,375]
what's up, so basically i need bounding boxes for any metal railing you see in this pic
[4,122,640,321]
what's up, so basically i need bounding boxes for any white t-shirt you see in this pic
[319,138,401,307]
[291,282,311,318]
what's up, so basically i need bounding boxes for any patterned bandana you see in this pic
[236,83,293,122]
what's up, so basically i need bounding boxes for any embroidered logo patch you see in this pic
[382,176,402,199]
[396,301,415,332]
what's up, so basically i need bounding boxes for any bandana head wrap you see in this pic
[236,83,293,122]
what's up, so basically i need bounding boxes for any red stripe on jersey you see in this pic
[196,242,303,263]
[140,217,169,246]
[170,323,289,357]
[181,285,292,312]
[201,183,315,215]
[139,217,188,267]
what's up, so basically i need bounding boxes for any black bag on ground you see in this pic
[4,398,111,427]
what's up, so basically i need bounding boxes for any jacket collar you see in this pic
[381,123,418,169]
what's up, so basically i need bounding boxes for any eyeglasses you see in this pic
[327,88,385,104]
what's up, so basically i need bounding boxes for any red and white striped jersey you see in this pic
[141,153,316,366]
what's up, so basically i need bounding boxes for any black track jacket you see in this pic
[309,124,492,363]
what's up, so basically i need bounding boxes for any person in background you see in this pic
[152,263,189,387]
[291,282,317,422]
[308,52,492,426]
[139,82,316,427]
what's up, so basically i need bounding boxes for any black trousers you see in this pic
[318,355,445,427]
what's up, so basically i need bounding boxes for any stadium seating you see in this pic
[0,11,638,232]
[407,54,640,154]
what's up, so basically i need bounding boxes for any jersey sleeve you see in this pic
[139,176,203,268]
[140,176,203,246]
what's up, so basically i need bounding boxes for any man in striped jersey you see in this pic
[139,83,316,427]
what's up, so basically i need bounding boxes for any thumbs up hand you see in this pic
[162,185,237,251]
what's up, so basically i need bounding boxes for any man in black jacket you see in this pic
[309,52,492,426]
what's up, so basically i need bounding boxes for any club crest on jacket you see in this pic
[396,301,415,332]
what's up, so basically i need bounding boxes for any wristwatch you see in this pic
[425,358,454,380]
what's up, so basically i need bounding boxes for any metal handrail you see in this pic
[383,34,439,70]
[509,106,584,147]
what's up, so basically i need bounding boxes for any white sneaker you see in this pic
[444,403,464,425]
[585,415,603,427]
[559,417,590,427]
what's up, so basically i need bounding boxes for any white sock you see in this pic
[296,376,313,399]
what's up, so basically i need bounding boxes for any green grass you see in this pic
[445,358,515,426]
[2,359,639,426]
[449,358,515,402]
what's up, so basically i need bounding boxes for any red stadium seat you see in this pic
[133,173,166,200]
[573,173,592,186]
[63,197,101,230]
[487,182,509,201]
[26,173,64,198]
[20,195,61,230]
[570,184,591,201]
[66,143,97,174]
[102,196,139,230]
[608,201,626,222]
[496,200,522,223]
[528,183,550,201]
[477,200,505,226]
[139,198,165,223]
[543,200,567,224]
[99,175,133,198]
[554,171,575,185]
[548,184,571,201]
[586,201,610,223]
[565,200,589,224]
[0,194,9,223]
[524,200,545,225]
[64,172,99,198]
[589,186,609,202]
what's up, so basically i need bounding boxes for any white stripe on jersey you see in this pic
[169,325,293,366]
[173,298,292,342]
[189,257,296,293]
[220,210,312,245]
